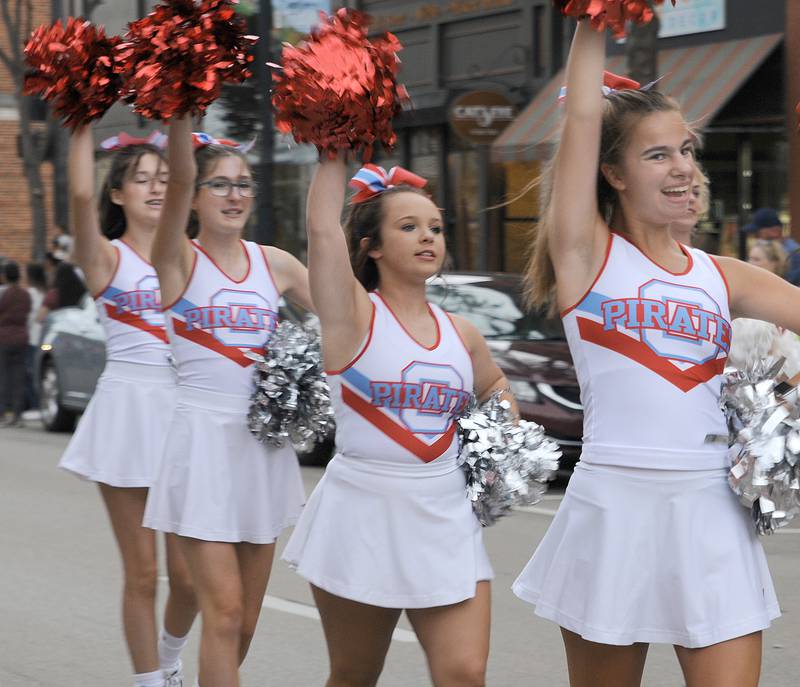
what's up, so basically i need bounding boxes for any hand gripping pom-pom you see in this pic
[717,358,800,535]
[115,0,257,121]
[247,320,335,452]
[23,18,122,129]
[270,8,410,161]
[554,0,676,39]
[457,393,561,526]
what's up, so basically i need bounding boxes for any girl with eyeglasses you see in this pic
[142,114,313,686]
[58,124,198,687]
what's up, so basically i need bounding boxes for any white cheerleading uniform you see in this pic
[283,292,493,608]
[143,240,304,544]
[59,239,176,487]
[513,233,780,647]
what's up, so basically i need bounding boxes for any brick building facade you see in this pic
[0,0,55,267]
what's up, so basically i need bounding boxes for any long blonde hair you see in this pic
[524,89,686,310]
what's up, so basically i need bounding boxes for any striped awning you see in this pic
[492,33,783,162]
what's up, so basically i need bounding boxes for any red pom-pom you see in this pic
[115,0,257,121]
[554,0,676,39]
[270,8,409,162]
[23,17,122,130]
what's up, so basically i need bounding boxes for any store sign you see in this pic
[657,0,725,38]
[448,91,517,144]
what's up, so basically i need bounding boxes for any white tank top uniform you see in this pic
[282,292,493,608]
[143,240,304,544]
[59,239,176,487]
[513,233,780,647]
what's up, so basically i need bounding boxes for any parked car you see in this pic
[303,273,583,474]
[35,273,584,476]
[33,293,312,433]
[35,293,105,431]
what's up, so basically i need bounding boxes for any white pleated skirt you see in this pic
[143,385,305,544]
[58,361,176,488]
[282,453,494,609]
[513,461,781,648]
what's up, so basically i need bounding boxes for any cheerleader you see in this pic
[513,19,800,687]
[669,166,709,247]
[142,113,311,687]
[58,125,197,687]
[282,157,512,687]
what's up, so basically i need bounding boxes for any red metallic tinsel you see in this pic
[23,18,122,130]
[554,0,677,39]
[270,8,409,161]
[115,0,257,121]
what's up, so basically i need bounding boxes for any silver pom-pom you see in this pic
[248,320,335,451]
[718,357,800,534]
[457,392,561,526]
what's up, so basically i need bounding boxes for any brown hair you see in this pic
[525,89,688,310]
[343,186,432,291]
[99,144,166,239]
[188,144,252,237]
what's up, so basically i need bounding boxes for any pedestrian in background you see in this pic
[24,263,47,413]
[0,261,32,427]
[728,239,800,378]
[37,260,87,323]
[743,208,800,285]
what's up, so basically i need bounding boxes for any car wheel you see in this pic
[296,437,334,467]
[40,359,76,432]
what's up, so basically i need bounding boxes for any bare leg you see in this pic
[674,632,762,687]
[234,542,276,664]
[311,584,402,687]
[98,484,159,674]
[178,538,244,687]
[561,628,649,687]
[406,580,491,687]
[163,533,198,638]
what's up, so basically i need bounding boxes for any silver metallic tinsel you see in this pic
[247,321,335,451]
[457,393,561,526]
[718,357,800,534]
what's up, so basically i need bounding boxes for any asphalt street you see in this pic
[1,424,798,686]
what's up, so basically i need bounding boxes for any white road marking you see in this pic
[514,505,559,517]
[157,577,418,643]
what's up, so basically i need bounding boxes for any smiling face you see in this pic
[602,109,696,226]
[111,153,168,229]
[671,171,705,234]
[193,153,254,237]
[366,191,445,284]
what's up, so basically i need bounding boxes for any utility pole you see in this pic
[256,0,274,245]
[787,0,800,239]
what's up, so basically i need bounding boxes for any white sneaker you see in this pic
[163,660,184,687]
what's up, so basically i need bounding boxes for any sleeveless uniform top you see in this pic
[165,239,279,397]
[327,292,474,465]
[95,239,170,366]
[561,233,732,470]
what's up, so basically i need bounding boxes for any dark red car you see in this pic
[301,273,583,476]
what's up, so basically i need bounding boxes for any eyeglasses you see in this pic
[197,177,257,198]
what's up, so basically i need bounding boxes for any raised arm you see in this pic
[68,124,117,295]
[151,113,196,304]
[549,21,609,299]
[306,156,373,370]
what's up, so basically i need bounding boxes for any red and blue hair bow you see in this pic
[191,132,255,152]
[349,163,428,204]
[99,130,167,151]
[558,70,642,102]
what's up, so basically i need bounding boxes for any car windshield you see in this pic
[426,275,564,341]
